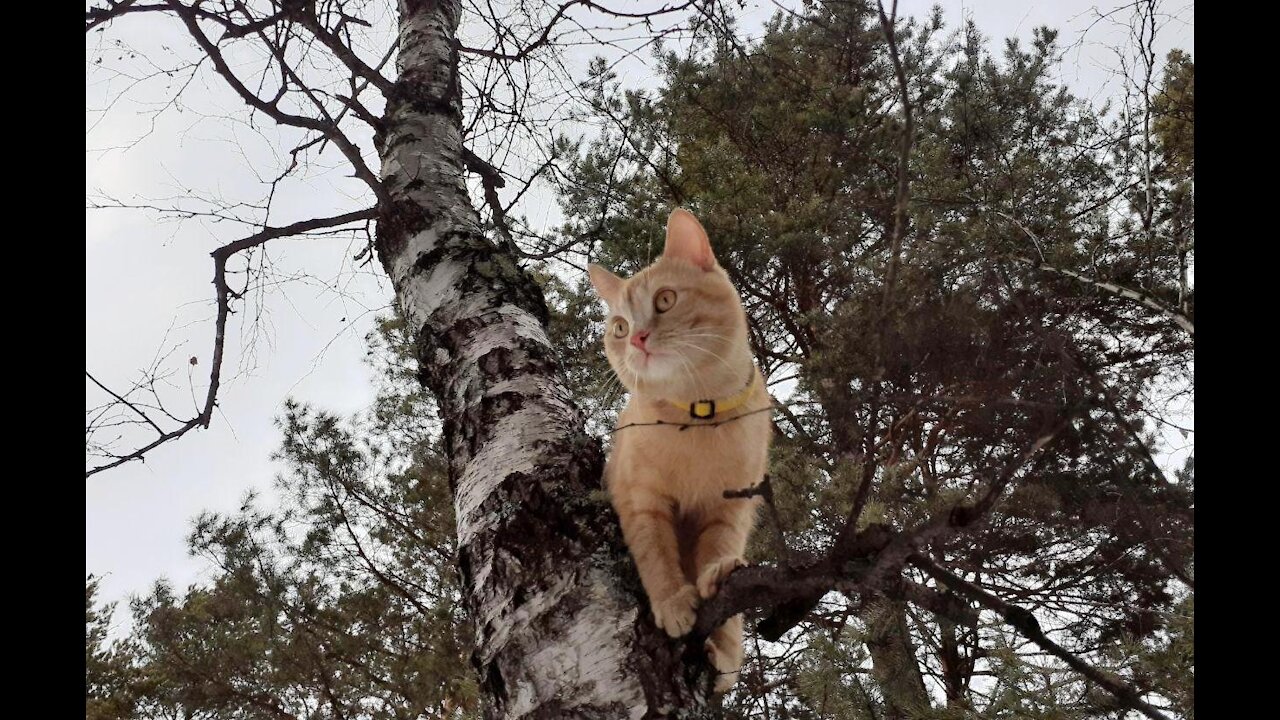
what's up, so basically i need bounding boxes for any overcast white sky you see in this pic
[86,0,1193,627]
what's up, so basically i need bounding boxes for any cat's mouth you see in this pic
[626,347,667,376]
[630,348,657,366]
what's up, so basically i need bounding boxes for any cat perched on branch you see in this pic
[588,208,771,693]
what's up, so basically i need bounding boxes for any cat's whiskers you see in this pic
[599,373,624,405]
[665,328,739,366]
[670,331,731,341]
[669,346,709,403]
[670,324,736,335]
[669,339,741,379]
[667,329,734,346]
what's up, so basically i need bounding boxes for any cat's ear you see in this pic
[663,208,717,271]
[587,263,623,305]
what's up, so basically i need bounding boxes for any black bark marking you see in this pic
[485,662,508,705]
[375,198,432,265]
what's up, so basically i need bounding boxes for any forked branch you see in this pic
[911,555,1174,720]
[86,209,377,478]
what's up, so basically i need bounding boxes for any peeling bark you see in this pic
[374,1,712,717]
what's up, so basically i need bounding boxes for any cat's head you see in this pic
[588,208,750,399]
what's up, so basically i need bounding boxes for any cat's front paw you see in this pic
[652,584,699,637]
[697,556,744,599]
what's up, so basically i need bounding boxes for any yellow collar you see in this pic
[666,370,758,420]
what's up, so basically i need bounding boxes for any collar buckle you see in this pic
[690,399,716,419]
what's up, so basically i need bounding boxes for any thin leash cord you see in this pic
[610,403,779,434]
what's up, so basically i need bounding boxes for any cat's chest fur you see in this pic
[608,388,771,513]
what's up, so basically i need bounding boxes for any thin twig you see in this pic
[86,208,377,478]
[911,555,1174,720]
[724,475,791,563]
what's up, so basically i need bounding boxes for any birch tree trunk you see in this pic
[373,1,712,717]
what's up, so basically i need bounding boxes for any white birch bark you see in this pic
[373,2,713,717]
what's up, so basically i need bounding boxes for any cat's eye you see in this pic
[654,289,677,313]
[611,317,629,338]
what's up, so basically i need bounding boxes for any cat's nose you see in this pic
[630,330,650,351]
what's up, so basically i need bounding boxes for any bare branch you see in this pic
[86,208,377,478]
[716,413,1073,641]
[456,0,697,62]
[161,0,388,206]
[86,371,166,436]
[912,555,1174,720]
[1011,254,1194,336]
[296,10,394,95]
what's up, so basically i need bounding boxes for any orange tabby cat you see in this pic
[588,208,771,693]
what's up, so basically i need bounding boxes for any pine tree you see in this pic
[87,575,148,720]
[550,3,1192,716]
[117,318,479,719]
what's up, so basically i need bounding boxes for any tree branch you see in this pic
[911,555,1174,720]
[162,0,388,206]
[1010,253,1193,337]
[707,413,1073,640]
[875,0,913,312]
[86,208,377,478]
